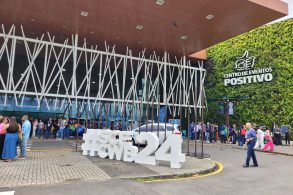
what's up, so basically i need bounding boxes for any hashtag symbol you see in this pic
[81,129,100,156]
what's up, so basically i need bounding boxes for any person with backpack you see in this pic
[220,125,227,143]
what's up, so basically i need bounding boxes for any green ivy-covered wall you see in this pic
[206,19,293,128]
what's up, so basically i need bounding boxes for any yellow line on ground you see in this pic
[196,161,224,178]
[144,161,224,183]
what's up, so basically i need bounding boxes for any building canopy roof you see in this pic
[0,0,288,57]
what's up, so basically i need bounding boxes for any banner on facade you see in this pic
[218,102,224,114]
[228,102,234,115]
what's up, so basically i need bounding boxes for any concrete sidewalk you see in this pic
[88,156,216,180]
[0,151,110,188]
[30,139,73,151]
[0,139,216,188]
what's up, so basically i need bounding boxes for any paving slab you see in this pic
[31,140,73,150]
[0,151,110,188]
[88,156,216,179]
[0,139,216,188]
[184,141,293,156]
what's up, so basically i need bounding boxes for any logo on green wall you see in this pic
[234,51,255,71]
[224,51,273,86]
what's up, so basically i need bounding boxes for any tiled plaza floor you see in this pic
[0,151,110,188]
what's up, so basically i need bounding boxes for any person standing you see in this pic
[38,119,44,139]
[57,118,66,140]
[230,124,237,144]
[0,116,8,159]
[52,119,58,138]
[117,120,123,131]
[254,127,265,150]
[238,125,246,146]
[45,118,52,140]
[205,122,211,143]
[227,125,234,144]
[2,116,21,162]
[19,115,31,159]
[284,126,291,145]
[220,125,227,143]
[201,122,206,142]
[210,124,215,143]
[189,122,195,140]
[197,122,202,141]
[214,125,219,143]
[193,123,198,141]
[243,123,258,168]
[64,118,70,139]
[32,119,38,139]
[263,129,274,152]
[273,125,282,145]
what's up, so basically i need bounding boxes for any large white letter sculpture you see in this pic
[82,130,186,168]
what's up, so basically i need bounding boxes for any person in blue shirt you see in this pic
[19,115,31,159]
[243,123,258,168]
[189,122,195,140]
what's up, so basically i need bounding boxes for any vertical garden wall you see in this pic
[206,19,293,127]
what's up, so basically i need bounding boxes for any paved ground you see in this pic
[145,144,293,195]
[88,156,215,179]
[1,140,293,194]
[0,179,161,195]
[31,139,73,151]
[0,140,110,188]
[0,151,110,188]
[185,140,293,156]
[0,139,215,188]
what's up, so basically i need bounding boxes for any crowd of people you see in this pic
[30,118,90,140]
[0,115,31,162]
[0,113,291,163]
[0,115,89,162]
[188,122,291,151]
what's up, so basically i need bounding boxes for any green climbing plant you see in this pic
[205,19,293,130]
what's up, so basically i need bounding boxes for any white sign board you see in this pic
[224,51,273,86]
[82,129,186,169]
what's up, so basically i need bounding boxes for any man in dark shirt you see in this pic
[243,123,258,168]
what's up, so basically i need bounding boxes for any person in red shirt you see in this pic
[238,125,246,146]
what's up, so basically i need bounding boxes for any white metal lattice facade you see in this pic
[0,25,206,118]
